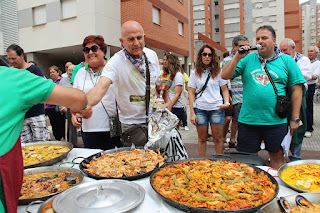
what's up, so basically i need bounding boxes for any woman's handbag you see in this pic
[262,62,291,119]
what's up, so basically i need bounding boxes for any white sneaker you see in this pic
[184,126,189,131]
[304,131,312,138]
[260,143,265,150]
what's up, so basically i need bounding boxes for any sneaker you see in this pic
[304,131,312,138]
[184,126,189,131]
[260,142,265,150]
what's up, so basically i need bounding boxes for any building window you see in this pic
[152,6,160,25]
[255,2,263,8]
[256,17,263,23]
[193,5,205,11]
[269,15,276,22]
[178,21,184,36]
[225,32,240,38]
[209,33,211,39]
[194,19,205,25]
[224,17,240,24]
[214,1,219,6]
[215,28,220,33]
[33,5,47,26]
[214,14,219,19]
[269,1,276,7]
[224,3,239,10]
[194,33,198,40]
[61,0,77,20]
[208,5,210,11]
[208,18,210,25]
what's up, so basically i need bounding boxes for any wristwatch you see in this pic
[290,118,301,123]
[225,102,230,106]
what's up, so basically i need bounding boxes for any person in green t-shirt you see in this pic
[0,65,87,213]
[221,25,306,169]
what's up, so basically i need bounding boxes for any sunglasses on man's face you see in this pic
[201,52,213,57]
[83,45,100,54]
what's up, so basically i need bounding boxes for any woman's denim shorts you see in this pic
[194,108,225,126]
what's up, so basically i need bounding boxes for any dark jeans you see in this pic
[45,108,66,140]
[306,83,316,132]
[66,109,78,147]
[82,132,122,150]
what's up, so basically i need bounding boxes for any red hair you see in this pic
[82,35,107,54]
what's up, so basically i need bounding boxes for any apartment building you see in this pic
[301,0,319,55]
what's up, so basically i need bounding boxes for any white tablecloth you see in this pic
[18,148,298,213]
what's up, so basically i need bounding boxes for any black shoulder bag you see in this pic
[121,53,150,146]
[261,62,291,118]
[193,70,211,108]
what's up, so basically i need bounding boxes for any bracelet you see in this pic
[225,102,230,106]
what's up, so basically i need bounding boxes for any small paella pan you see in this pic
[22,141,73,169]
[278,159,320,193]
[76,146,167,180]
[19,166,83,205]
[150,158,279,213]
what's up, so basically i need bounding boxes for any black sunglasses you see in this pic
[83,45,100,54]
[201,52,213,57]
[238,44,245,47]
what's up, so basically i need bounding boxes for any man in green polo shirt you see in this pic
[0,64,87,213]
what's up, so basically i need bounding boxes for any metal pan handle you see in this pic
[72,156,86,164]
[25,200,44,213]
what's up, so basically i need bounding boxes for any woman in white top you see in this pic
[161,52,185,129]
[188,44,230,157]
[72,35,121,150]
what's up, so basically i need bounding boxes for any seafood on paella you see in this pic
[23,144,70,166]
[84,148,166,178]
[280,164,320,192]
[152,159,277,211]
[20,171,80,200]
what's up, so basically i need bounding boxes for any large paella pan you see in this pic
[150,158,279,213]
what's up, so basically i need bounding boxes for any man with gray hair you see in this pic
[220,35,249,149]
[279,38,312,161]
[306,46,320,137]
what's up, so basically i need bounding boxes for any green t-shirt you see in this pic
[70,63,84,84]
[234,53,306,125]
[0,67,55,156]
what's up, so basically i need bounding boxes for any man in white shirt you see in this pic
[306,46,320,137]
[279,38,312,161]
[82,20,171,145]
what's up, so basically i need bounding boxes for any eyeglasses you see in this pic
[201,52,213,57]
[83,45,100,54]
[238,45,245,47]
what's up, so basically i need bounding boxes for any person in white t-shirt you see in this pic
[72,35,121,150]
[161,52,185,129]
[306,46,320,137]
[188,44,230,157]
[81,21,171,146]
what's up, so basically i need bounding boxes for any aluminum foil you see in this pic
[145,108,179,149]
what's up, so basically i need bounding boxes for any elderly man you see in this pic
[279,38,312,161]
[6,44,51,143]
[306,46,320,137]
[221,35,249,149]
[63,61,74,78]
[0,64,87,213]
[83,20,171,146]
[59,64,78,147]
[222,25,306,169]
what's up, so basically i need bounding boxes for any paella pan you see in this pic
[19,166,83,205]
[150,158,279,213]
[278,159,320,193]
[22,141,73,169]
[76,146,166,180]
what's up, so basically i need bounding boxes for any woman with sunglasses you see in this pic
[188,44,230,157]
[161,52,185,129]
[72,35,121,150]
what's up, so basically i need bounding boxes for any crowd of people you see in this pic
[1,20,320,212]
